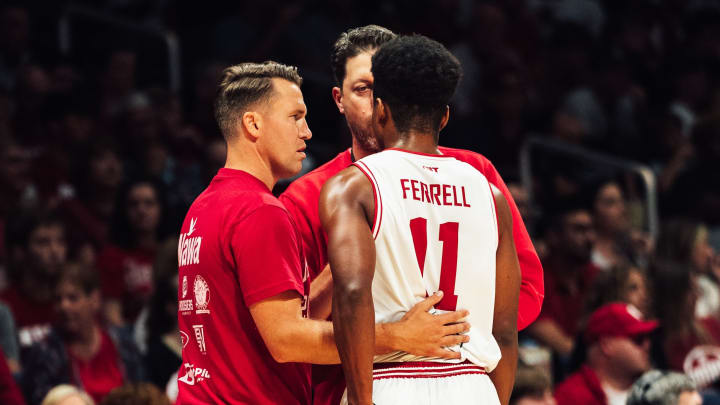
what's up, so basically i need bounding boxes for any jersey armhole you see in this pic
[487,182,499,245]
[352,161,383,240]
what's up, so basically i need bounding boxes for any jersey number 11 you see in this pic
[409,217,459,311]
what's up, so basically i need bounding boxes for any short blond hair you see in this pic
[41,385,94,405]
[214,61,302,139]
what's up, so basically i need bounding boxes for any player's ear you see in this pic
[375,98,389,127]
[332,86,344,114]
[439,106,450,132]
[241,111,262,140]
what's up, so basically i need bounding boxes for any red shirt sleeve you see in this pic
[230,205,305,307]
[442,147,544,330]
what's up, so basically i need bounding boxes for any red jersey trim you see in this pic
[385,148,455,158]
[352,161,383,240]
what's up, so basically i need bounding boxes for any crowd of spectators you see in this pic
[0,0,719,404]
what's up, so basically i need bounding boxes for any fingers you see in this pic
[434,309,469,324]
[408,291,444,314]
[442,322,470,336]
[440,334,470,347]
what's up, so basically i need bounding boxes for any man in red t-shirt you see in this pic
[177,62,469,405]
[554,302,656,405]
[280,25,544,405]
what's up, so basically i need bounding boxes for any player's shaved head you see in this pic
[331,25,396,86]
[371,35,462,134]
[214,61,302,139]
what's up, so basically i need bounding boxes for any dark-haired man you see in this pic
[321,35,520,405]
[280,24,543,405]
[176,62,468,405]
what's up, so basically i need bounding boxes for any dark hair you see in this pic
[371,35,462,134]
[5,210,64,251]
[58,264,100,295]
[510,366,553,405]
[586,263,644,314]
[214,61,302,139]
[655,218,704,267]
[649,260,697,340]
[110,178,169,249]
[330,25,397,86]
[101,383,170,405]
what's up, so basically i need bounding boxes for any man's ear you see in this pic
[439,106,450,131]
[332,86,344,114]
[241,111,262,140]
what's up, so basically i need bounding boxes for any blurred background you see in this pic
[1,0,720,404]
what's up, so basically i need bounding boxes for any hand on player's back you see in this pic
[390,291,471,359]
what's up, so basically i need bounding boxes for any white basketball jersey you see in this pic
[353,148,501,372]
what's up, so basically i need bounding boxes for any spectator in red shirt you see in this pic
[22,264,143,405]
[2,211,67,348]
[528,199,599,359]
[554,302,657,405]
[96,179,169,326]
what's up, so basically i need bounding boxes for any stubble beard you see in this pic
[348,119,381,155]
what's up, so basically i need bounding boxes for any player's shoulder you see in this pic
[281,149,352,203]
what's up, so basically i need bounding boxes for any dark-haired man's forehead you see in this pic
[342,50,375,89]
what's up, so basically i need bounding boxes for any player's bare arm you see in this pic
[489,184,521,405]
[320,166,377,405]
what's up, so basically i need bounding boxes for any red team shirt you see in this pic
[177,168,311,405]
[280,146,545,405]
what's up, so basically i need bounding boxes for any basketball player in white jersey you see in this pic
[319,35,521,405]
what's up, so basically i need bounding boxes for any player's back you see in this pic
[354,148,500,372]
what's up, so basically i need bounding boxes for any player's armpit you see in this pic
[249,290,339,364]
[376,291,470,359]
[489,185,520,405]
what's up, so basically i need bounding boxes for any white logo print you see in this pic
[178,218,202,267]
[180,331,189,349]
[182,276,188,298]
[188,217,197,236]
[177,363,211,386]
[193,324,206,354]
[194,275,210,314]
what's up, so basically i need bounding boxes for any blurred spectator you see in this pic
[0,302,20,374]
[22,264,143,405]
[511,365,557,405]
[554,302,656,405]
[528,198,599,360]
[143,271,180,389]
[650,261,720,392]
[100,383,169,405]
[0,347,24,405]
[590,179,635,271]
[2,212,66,348]
[40,385,92,405]
[96,179,168,326]
[656,219,720,319]
[586,264,650,317]
[627,370,702,405]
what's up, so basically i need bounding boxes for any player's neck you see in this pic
[224,144,276,190]
[390,130,440,155]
